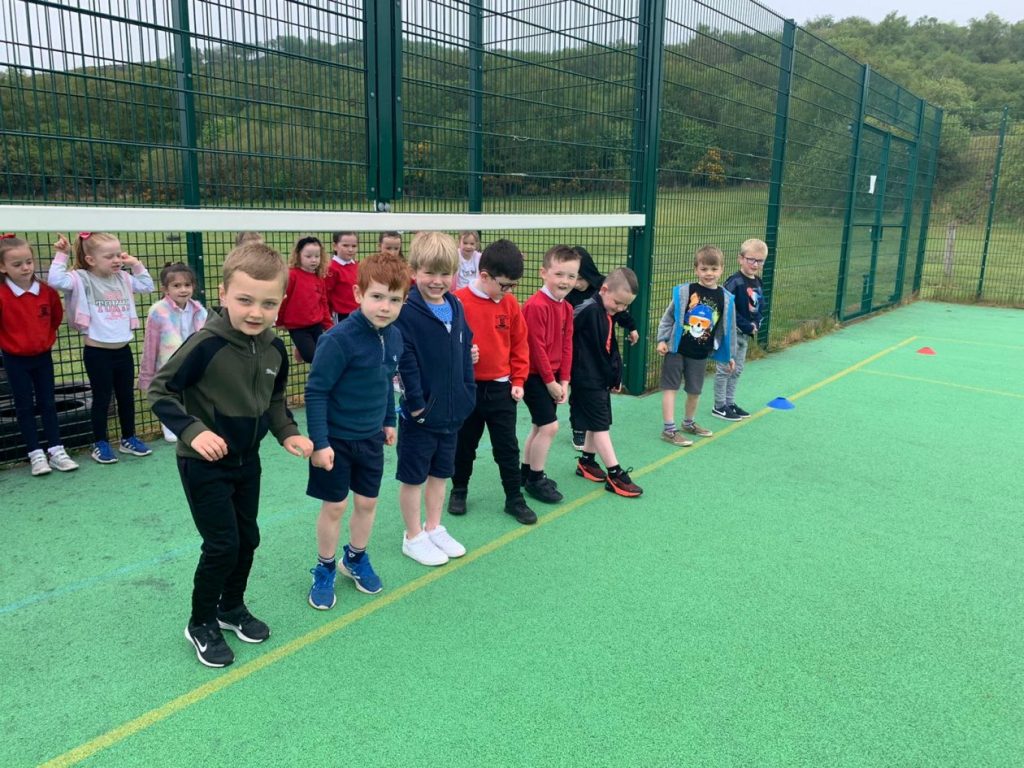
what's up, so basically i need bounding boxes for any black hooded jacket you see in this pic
[566,246,637,334]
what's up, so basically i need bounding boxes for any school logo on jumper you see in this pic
[495,314,509,330]
[684,292,717,341]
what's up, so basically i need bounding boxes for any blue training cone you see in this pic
[767,396,795,410]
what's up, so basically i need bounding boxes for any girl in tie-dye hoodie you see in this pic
[138,262,207,441]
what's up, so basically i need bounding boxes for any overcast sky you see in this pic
[767,0,1023,25]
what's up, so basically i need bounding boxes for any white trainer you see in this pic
[47,447,79,472]
[402,530,449,566]
[426,525,466,558]
[29,449,52,476]
[161,424,178,443]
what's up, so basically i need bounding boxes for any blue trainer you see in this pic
[91,440,118,464]
[341,545,382,594]
[119,436,153,456]
[308,563,337,610]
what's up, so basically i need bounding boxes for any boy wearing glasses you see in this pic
[449,239,537,525]
[712,238,766,421]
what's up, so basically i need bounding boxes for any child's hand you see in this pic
[557,380,569,404]
[284,435,313,458]
[120,253,139,269]
[728,359,736,374]
[410,407,425,418]
[191,429,228,462]
[311,445,334,470]
[656,341,668,356]
[383,426,396,446]
[545,380,563,402]
[471,344,480,364]
[627,330,639,346]
[53,233,70,252]
[511,385,524,402]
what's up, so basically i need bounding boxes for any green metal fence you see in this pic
[2,0,946,460]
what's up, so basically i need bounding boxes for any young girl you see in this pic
[277,235,333,364]
[137,262,208,442]
[48,232,155,464]
[326,231,359,323]
[378,231,404,259]
[0,235,79,475]
[454,230,481,290]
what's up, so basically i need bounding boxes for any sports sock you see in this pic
[607,464,622,476]
[663,421,676,433]
[345,544,365,562]
[581,451,596,464]
[528,468,543,482]
[318,555,336,572]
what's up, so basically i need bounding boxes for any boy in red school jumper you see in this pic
[448,239,536,525]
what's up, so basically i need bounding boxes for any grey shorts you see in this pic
[659,352,706,395]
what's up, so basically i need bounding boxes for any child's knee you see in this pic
[539,421,559,438]
[320,499,348,521]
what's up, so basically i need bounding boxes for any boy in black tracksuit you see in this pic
[571,267,644,498]
[566,246,638,449]
[149,243,313,668]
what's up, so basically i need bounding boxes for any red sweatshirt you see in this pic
[455,286,529,387]
[325,258,358,316]
[522,289,573,384]
[278,268,332,330]
[0,279,63,356]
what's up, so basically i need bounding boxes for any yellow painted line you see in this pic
[859,368,1024,400]
[40,334,918,768]
[922,335,1024,351]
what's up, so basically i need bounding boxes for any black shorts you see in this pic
[396,416,458,484]
[568,386,612,432]
[306,434,385,502]
[522,374,559,427]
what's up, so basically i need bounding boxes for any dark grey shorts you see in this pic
[659,352,707,395]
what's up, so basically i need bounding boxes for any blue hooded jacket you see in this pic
[394,286,476,434]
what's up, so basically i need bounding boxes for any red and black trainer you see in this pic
[575,457,607,482]
[604,468,643,497]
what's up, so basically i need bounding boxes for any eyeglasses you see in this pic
[494,279,518,293]
[742,256,765,266]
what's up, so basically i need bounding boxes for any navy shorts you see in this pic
[522,373,559,427]
[307,434,385,502]
[568,386,612,432]
[396,416,458,485]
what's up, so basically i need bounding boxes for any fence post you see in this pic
[835,63,870,319]
[623,0,666,394]
[468,1,484,212]
[912,106,943,294]
[759,18,796,349]
[893,98,925,303]
[977,105,1009,300]
[171,0,204,301]
[364,0,403,205]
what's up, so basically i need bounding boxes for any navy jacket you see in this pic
[305,311,402,448]
[394,286,476,434]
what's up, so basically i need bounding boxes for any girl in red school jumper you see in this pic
[278,235,333,364]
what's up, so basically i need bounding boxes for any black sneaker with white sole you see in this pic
[730,404,750,419]
[711,404,741,422]
[217,604,270,643]
[185,621,235,668]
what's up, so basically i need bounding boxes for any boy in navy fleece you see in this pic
[305,252,409,610]
[393,232,477,566]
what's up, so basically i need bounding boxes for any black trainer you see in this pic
[731,404,750,419]
[217,604,270,643]
[448,487,468,516]
[185,621,235,668]
[524,474,563,504]
[711,404,741,421]
[571,430,585,451]
[504,496,538,525]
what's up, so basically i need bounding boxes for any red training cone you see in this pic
[917,347,936,355]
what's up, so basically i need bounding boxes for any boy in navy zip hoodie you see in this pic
[305,252,409,611]
[393,232,477,566]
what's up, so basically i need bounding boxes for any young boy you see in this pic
[572,267,643,498]
[148,242,314,668]
[520,244,580,504]
[394,232,476,566]
[449,239,536,525]
[326,231,359,323]
[656,245,736,445]
[712,238,766,421]
[306,252,409,610]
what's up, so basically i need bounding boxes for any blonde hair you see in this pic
[740,238,768,257]
[234,231,263,247]
[694,245,724,268]
[603,267,638,294]
[223,243,288,289]
[74,232,121,270]
[289,235,328,278]
[408,231,458,274]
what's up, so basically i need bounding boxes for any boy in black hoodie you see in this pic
[571,267,643,498]
[393,232,477,566]
[566,246,638,449]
